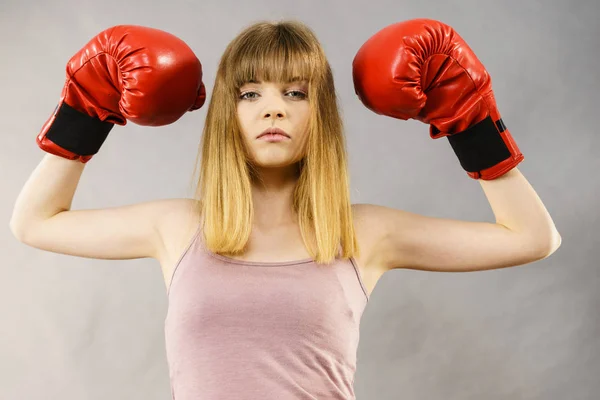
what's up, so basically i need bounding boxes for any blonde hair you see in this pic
[188,20,359,265]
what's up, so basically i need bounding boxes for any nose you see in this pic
[263,108,285,120]
[262,98,286,120]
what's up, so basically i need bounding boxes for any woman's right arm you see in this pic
[11,26,206,262]
[9,154,189,261]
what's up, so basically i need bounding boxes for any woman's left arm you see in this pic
[352,19,561,272]
[357,168,561,273]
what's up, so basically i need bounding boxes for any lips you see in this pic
[257,127,290,139]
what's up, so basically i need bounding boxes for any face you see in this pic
[236,79,310,170]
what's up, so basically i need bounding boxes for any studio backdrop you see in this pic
[2,0,598,399]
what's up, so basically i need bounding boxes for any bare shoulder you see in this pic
[351,203,388,244]
[350,202,417,270]
[351,203,392,265]
[351,203,390,296]
[154,198,201,268]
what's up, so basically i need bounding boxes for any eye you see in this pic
[239,91,258,100]
[238,89,308,101]
[287,90,307,99]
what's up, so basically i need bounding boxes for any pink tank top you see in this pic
[164,223,370,399]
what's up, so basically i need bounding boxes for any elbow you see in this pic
[538,230,562,259]
[9,217,35,244]
[9,219,28,243]
[9,223,25,243]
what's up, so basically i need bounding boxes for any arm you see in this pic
[352,19,561,272]
[11,25,205,261]
[10,154,191,261]
[478,168,561,252]
[10,154,86,236]
[358,168,561,273]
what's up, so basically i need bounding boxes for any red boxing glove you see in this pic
[37,25,206,163]
[352,18,524,180]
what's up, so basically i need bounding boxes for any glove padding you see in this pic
[352,18,524,180]
[37,25,206,163]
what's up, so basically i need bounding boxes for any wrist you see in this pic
[38,101,115,163]
[442,116,524,180]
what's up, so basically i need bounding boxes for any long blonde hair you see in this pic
[188,20,359,265]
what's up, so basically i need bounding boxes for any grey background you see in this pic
[2,0,598,399]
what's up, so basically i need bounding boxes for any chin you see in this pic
[248,157,302,170]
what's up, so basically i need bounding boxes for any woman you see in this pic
[10,19,561,400]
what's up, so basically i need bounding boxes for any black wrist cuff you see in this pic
[440,116,511,173]
[44,102,115,156]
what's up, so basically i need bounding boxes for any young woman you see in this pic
[10,19,561,400]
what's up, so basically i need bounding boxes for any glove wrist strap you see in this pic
[44,102,115,157]
[442,116,512,174]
